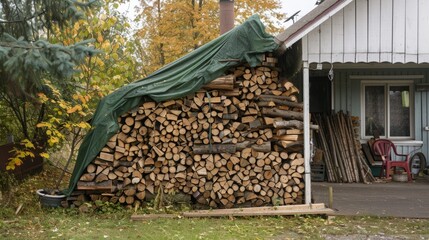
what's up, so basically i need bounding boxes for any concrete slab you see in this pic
[312,176,429,219]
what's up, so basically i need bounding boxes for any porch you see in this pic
[275,0,429,207]
[312,177,429,219]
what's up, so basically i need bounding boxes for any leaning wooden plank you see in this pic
[361,143,376,165]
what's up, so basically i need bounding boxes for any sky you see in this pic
[281,1,318,27]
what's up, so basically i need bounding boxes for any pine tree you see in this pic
[0,0,99,145]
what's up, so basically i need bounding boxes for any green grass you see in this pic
[2,210,429,240]
[1,164,429,239]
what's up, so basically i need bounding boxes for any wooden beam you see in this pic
[130,203,335,220]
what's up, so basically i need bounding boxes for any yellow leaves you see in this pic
[35,92,91,150]
[67,105,83,114]
[40,152,50,159]
[21,139,35,149]
[136,0,284,72]
[64,123,72,130]
[107,16,118,26]
[74,22,81,32]
[72,94,90,105]
[6,139,37,170]
[112,75,122,82]
[84,95,90,103]
[101,41,111,49]
[111,52,119,60]
[59,101,68,110]
[48,136,60,146]
[93,57,105,67]
[97,33,104,43]
[6,158,22,170]
[37,93,49,103]
[36,122,52,128]
[78,110,88,117]
[77,122,90,129]
[36,92,91,150]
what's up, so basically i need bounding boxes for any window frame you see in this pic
[360,80,414,140]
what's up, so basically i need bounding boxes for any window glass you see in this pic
[389,86,410,136]
[365,85,385,137]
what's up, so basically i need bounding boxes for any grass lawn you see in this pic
[2,211,429,240]
[1,163,429,239]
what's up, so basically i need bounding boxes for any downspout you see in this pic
[303,60,312,205]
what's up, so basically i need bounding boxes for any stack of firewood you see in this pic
[71,54,308,209]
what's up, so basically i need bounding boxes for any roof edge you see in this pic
[275,0,354,52]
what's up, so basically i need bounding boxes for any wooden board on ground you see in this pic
[130,214,179,220]
[131,203,335,220]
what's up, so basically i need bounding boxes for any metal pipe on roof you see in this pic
[219,0,234,35]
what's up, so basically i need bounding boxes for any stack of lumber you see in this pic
[313,112,375,183]
[71,54,308,209]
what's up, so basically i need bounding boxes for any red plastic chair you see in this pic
[372,139,412,181]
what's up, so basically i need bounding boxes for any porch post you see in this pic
[303,60,312,205]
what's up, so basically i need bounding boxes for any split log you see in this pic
[203,75,236,90]
[262,108,304,121]
[193,144,237,154]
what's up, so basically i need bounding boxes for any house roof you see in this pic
[277,0,429,64]
[275,0,353,51]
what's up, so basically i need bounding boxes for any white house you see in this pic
[276,0,428,180]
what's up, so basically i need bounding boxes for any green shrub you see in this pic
[0,171,16,193]
[0,171,17,212]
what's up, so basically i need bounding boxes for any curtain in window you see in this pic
[365,86,385,137]
[390,86,410,137]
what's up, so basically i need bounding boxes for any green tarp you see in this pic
[65,15,279,195]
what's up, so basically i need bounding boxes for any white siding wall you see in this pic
[304,0,429,64]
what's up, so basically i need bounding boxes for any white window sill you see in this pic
[360,139,423,147]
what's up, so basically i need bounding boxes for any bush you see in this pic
[0,171,17,206]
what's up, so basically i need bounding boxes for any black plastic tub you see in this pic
[36,189,66,207]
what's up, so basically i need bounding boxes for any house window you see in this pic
[362,82,413,139]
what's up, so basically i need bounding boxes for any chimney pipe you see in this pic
[219,0,234,35]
